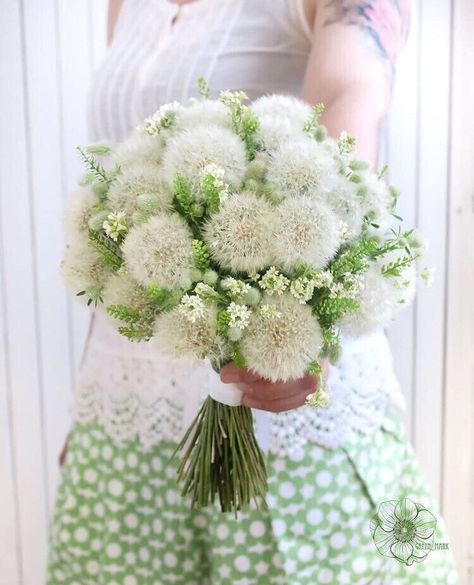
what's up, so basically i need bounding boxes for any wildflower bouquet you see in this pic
[62,81,428,513]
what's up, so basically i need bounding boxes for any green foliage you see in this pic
[77,146,120,185]
[197,77,210,99]
[87,230,123,271]
[320,327,342,364]
[230,346,247,369]
[303,103,325,134]
[330,239,377,280]
[118,323,153,342]
[313,296,360,328]
[201,174,221,214]
[381,253,419,278]
[216,309,231,336]
[147,283,178,312]
[106,304,142,324]
[220,92,260,160]
[172,174,203,229]
[192,239,211,272]
[86,144,112,156]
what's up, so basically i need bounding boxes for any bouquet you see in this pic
[62,80,430,513]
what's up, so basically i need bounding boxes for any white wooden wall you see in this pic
[0,1,472,584]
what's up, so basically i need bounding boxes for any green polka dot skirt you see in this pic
[47,416,459,584]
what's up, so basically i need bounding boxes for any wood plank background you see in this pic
[0,0,472,583]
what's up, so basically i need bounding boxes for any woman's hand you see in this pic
[219,360,329,413]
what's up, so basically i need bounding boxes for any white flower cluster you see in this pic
[62,88,423,382]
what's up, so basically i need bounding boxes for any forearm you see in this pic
[318,92,385,168]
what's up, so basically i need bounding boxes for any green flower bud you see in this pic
[242,287,261,307]
[314,125,327,142]
[191,268,203,282]
[203,269,218,285]
[87,210,109,231]
[137,193,160,212]
[227,327,243,342]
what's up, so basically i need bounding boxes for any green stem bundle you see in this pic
[172,396,268,516]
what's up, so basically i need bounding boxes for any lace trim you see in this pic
[73,316,404,455]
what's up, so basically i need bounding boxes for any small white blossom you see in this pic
[194,282,218,299]
[259,304,282,320]
[290,276,315,304]
[227,302,251,330]
[103,211,128,241]
[221,277,251,298]
[143,101,181,135]
[339,221,353,242]
[201,163,230,203]
[312,271,334,289]
[178,294,206,323]
[219,90,248,108]
[259,267,290,296]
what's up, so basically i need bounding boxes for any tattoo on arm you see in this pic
[323,0,410,70]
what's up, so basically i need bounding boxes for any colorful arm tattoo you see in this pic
[323,0,410,69]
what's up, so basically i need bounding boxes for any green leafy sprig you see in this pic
[87,230,123,271]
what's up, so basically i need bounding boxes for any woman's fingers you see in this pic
[242,387,314,413]
[219,363,260,384]
[245,374,318,400]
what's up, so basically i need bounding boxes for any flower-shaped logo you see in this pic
[370,497,437,565]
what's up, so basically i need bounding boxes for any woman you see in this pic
[48,1,459,583]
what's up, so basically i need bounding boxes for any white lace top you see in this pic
[77,0,405,455]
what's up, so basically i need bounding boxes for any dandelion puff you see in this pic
[102,269,151,310]
[272,196,340,271]
[63,187,100,244]
[203,191,275,273]
[337,251,417,337]
[122,213,194,290]
[240,292,323,382]
[325,175,364,238]
[61,243,112,305]
[252,95,312,126]
[106,129,164,169]
[153,303,229,364]
[359,173,397,235]
[252,95,312,152]
[266,136,338,198]
[175,99,231,131]
[161,125,247,195]
[107,162,172,222]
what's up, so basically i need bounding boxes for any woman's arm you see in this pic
[107,0,124,45]
[301,0,410,165]
[221,1,410,411]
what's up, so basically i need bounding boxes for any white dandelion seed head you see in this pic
[337,251,417,337]
[106,129,164,168]
[255,115,304,153]
[175,99,231,131]
[101,269,152,317]
[61,243,111,304]
[161,125,247,195]
[203,191,275,273]
[266,136,338,198]
[252,95,312,126]
[153,303,229,364]
[107,162,172,222]
[272,196,341,271]
[240,292,323,382]
[325,175,364,238]
[63,187,100,244]
[122,213,194,290]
